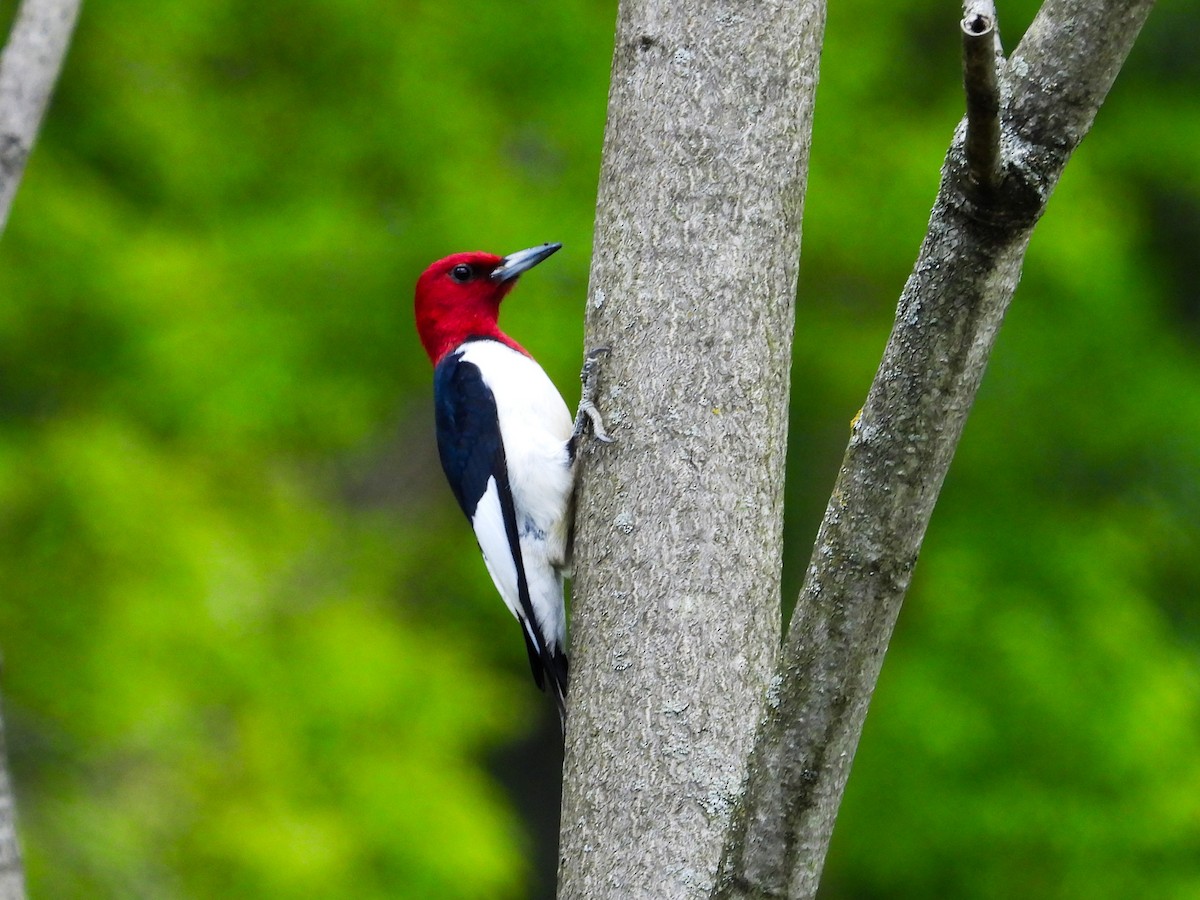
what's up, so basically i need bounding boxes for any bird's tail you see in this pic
[546,648,569,733]
[518,620,570,731]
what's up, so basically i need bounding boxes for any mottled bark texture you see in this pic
[712,1,1156,898]
[557,0,826,897]
[0,0,80,235]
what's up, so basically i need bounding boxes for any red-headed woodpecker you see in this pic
[414,242,610,724]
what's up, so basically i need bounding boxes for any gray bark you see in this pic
[0,0,81,235]
[712,1,1156,898]
[557,0,826,897]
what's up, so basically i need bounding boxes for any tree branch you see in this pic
[0,0,81,236]
[712,1,1155,897]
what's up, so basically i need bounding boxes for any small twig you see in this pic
[961,0,1002,191]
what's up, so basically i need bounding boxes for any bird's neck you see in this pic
[424,321,530,365]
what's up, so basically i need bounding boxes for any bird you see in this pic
[414,242,610,725]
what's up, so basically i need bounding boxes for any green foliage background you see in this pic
[1,0,1196,897]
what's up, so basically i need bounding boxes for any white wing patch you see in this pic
[474,476,553,654]
[472,476,521,621]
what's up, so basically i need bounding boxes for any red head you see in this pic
[414,242,562,364]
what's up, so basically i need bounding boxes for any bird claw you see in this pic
[578,400,614,443]
[571,348,614,448]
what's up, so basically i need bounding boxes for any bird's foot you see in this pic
[570,348,614,451]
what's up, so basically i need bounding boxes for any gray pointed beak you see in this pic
[489,242,562,282]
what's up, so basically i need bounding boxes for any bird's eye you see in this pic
[449,264,474,283]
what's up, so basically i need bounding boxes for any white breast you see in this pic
[459,339,574,513]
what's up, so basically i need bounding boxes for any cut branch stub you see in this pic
[962,4,1003,192]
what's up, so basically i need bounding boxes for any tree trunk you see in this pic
[557,0,826,897]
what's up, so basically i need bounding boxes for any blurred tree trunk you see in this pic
[0,1,81,895]
[0,0,80,235]
[561,0,1154,898]
[0,715,22,900]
